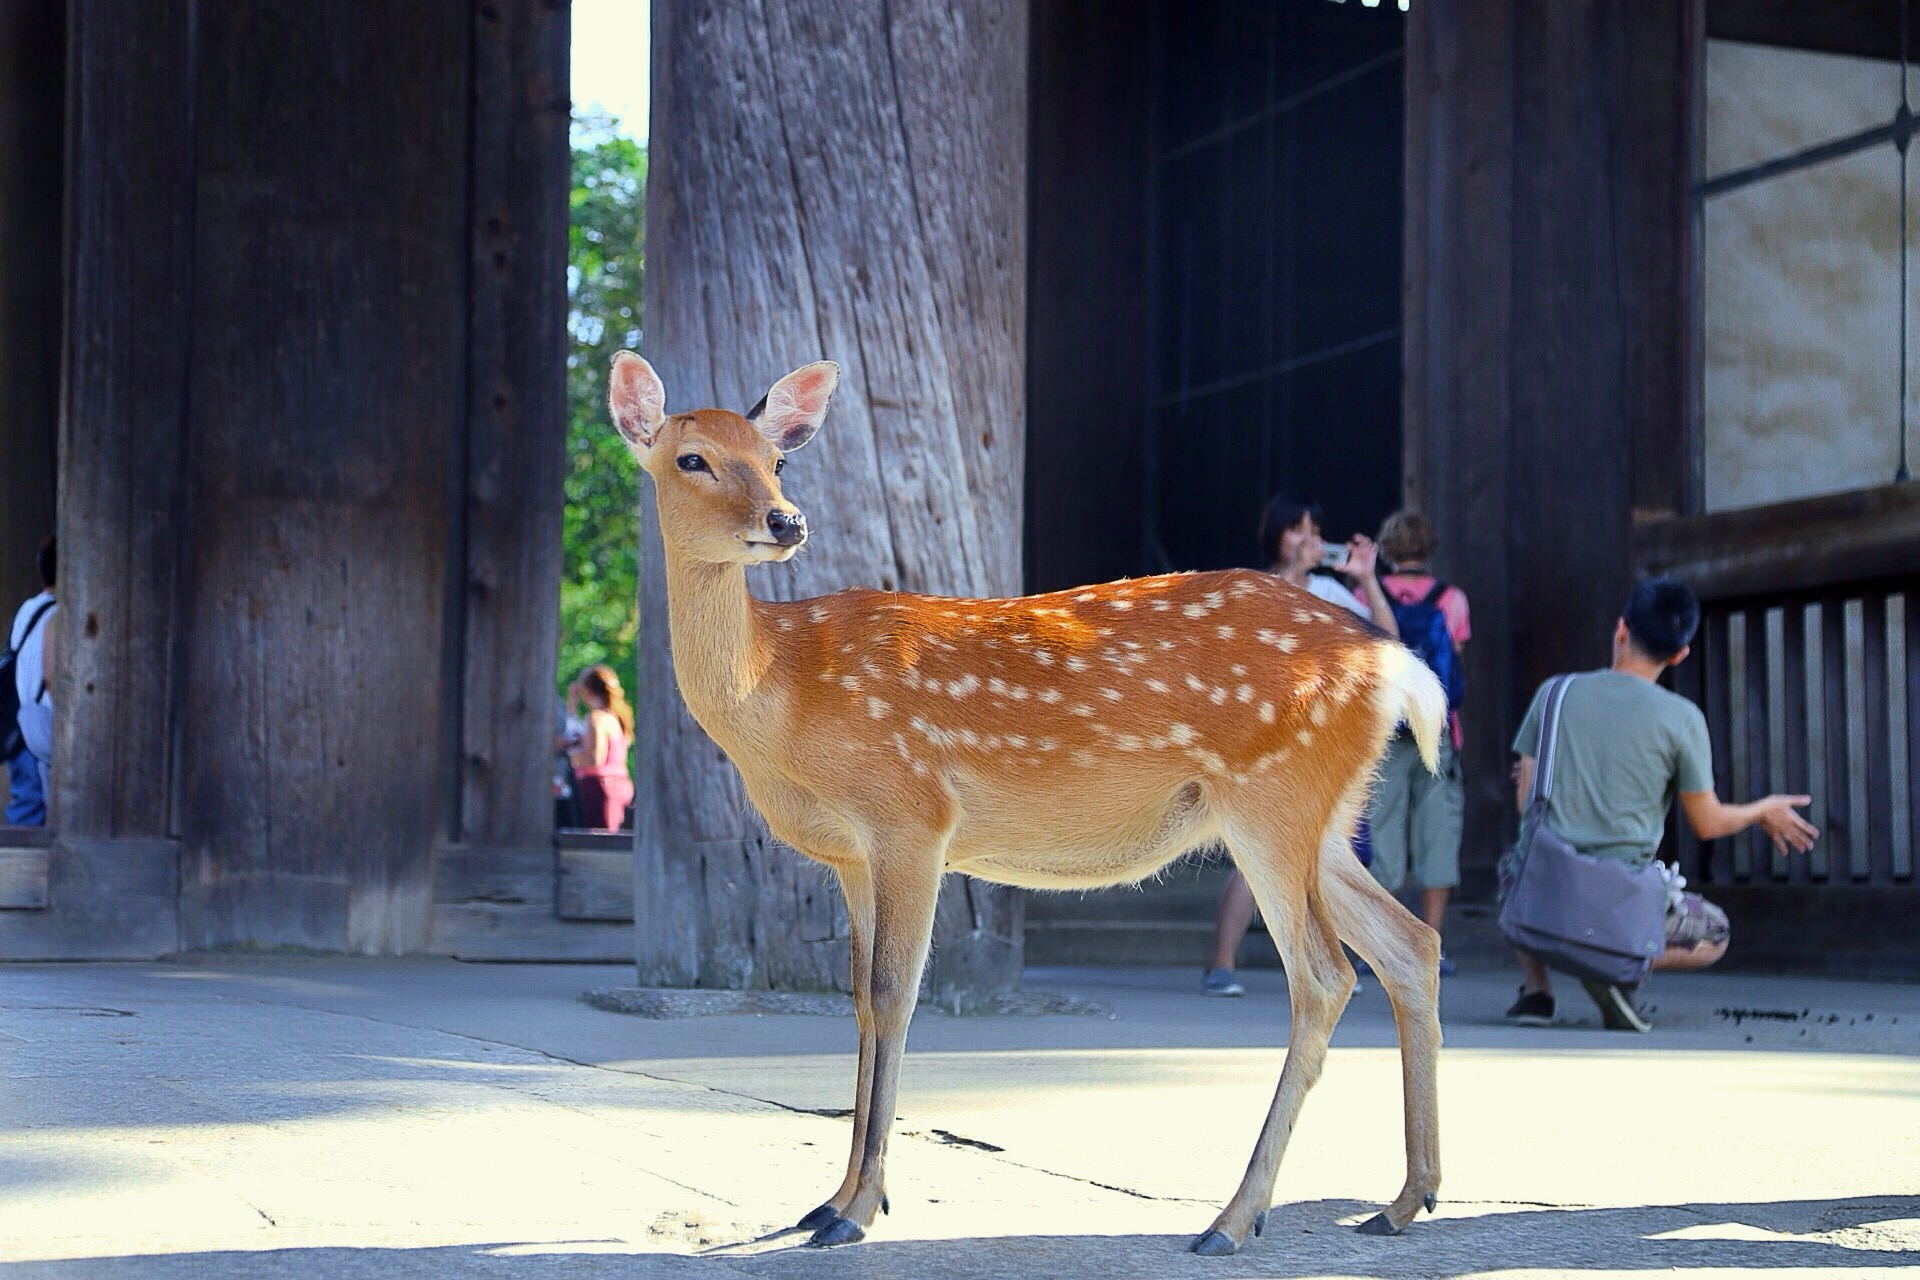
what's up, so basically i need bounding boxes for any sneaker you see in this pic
[1437,951,1457,977]
[1581,980,1652,1032]
[1202,967,1245,998]
[1504,987,1554,1026]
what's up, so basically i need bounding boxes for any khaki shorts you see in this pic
[1365,732,1463,893]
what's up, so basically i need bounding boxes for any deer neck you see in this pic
[659,548,776,720]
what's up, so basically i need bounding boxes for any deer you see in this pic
[607,351,1446,1256]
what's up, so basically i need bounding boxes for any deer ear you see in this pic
[750,361,838,452]
[609,351,667,453]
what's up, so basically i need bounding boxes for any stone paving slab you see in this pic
[3,958,1918,1278]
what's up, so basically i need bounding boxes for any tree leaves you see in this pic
[558,116,645,697]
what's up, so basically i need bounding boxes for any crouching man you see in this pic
[1504,578,1818,1031]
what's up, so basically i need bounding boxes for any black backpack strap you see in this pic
[1419,579,1449,607]
[11,598,54,654]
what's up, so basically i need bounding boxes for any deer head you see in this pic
[607,351,838,565]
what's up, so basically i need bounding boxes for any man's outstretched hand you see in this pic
[1758,795,1819,856]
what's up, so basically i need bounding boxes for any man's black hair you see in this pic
[35,535,54,588]
[1256,493,1324,568]
[1623,576,1698,662]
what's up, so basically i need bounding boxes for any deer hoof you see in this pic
[795,1204,839,1232]
[1188,1229,1240,1257]
[881,1195,890,1216]
[807,1216,866,1248]
[1424,1194,1438,1214]
[1356,1212,1403,1237]
[1253,1209,1268,1238]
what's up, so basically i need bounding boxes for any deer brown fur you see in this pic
[609,352,1446,1255]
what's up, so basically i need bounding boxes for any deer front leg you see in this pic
[808,852,944,1247]
[797,863,878,1232]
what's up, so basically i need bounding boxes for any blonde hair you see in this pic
[1378,510,1437,567]
[579,664,634,737]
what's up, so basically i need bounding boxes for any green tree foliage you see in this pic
[559,116,645,698]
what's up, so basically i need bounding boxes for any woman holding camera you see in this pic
[1202,494,1398,996]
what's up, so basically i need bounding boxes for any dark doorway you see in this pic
[1028,0,1406,590]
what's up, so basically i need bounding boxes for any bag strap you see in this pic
[8,599,53,657]
[1529,675,1577,806]
[1419,579,1448,607]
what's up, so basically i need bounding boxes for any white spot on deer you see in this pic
[1148,735,1168,750]
[1036,737,1058,752]
[1205,591,1225,608]
[947,674,981,698]
[1297,729,1314,745]
[867,696,891,720]
[983,735,1002,750]
[1216,625,1236,640]
[1182,604,1209,619]
[988,676,1010,697]
[1100,687,1123,702]
[839,675,864,692]
[1070,704,1096,717]
[1152,600,1172,612]
[1076,591,1097,602]
[912,760,931,776]
[1109,599,1133,611]
[1259,701,1275,723]
[810,606,831,622]
[1158,639,1176,651]
[1257,629,1299,653]
[1209,686,1228,705]
[776,618,795,632]
[1070,749,1098,767]
[1005,734,1028,749]
[1184,674,1207,693]
[1187,747,1227,774]
[1114,733,1143,751]
[901,669,923,690]
[1292,609,1315,624]
[1039,688,1063,704]
[1065,656,1090,673]
[1168,723,1197,746]
[1229,577,1258,597]
[1145,677,1170,694]
[1236,684,1255,703]
[891,732,913,761]
[1033,649,1054,666]
[1310,701,1329,726]
[1230,663,1248,676]
[818,670,836,682]
[958,728,979,747]
[1011,685,1031,700]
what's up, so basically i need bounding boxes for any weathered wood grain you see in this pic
[0,837,178,958]
[55,0,196,841]
[558,846,635,922]
[0,848,49,910]
[459,0,571,855]
[175,0,467,953]
[642,0,1027,998]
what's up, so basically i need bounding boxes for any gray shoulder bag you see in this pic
[1496,675,1668,987]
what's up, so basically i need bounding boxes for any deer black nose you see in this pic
[768,509,807,546]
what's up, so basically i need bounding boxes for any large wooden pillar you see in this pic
[640,0,1028,1001]
[1404,0,1694,893]
[5,0,572,959]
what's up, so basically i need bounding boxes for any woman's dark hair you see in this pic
[36,535,54,588]
[1256,494,1323,568]
[1622,577,1700,661]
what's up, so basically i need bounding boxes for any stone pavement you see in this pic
[3,957,1918,1278]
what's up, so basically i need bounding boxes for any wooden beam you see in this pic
[0,837,178,959]
[0,847,49,910]
[1634,483,1920,601]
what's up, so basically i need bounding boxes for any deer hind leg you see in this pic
[1318,822,1443,1235]
[797,862,879,1233]
[807,849,944,1247]
[1191,808,1354,1257]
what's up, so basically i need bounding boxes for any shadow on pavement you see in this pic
[11,1195,1915,1279]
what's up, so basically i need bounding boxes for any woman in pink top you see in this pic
[567,664,635,831]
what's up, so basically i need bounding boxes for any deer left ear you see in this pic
[750,361,838,452]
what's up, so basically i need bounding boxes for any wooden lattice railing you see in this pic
[1670,578,1917,890]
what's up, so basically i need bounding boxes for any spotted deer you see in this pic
[608,352,1446,1255]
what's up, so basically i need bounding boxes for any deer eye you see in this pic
[676,453,709,473]
[773,457,786,475]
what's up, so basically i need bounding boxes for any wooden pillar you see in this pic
[641,0,1029,1001]
[0,0,63,605]
[1404,0,1693,894]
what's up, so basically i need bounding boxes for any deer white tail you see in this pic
[1378,644,1448,775]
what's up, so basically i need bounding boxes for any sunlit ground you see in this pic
[5,961,1918,1277]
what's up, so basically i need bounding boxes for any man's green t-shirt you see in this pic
[1512,670,1715,866]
